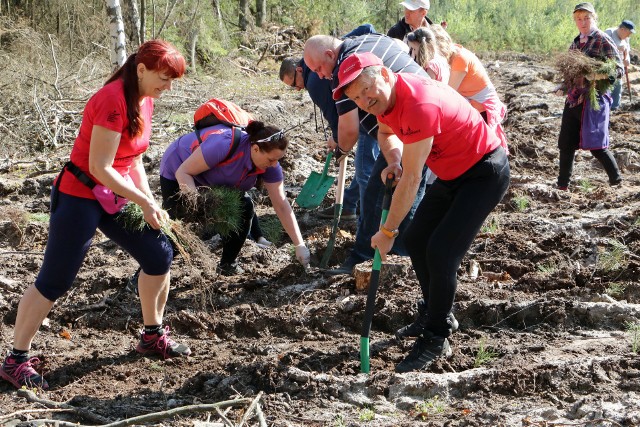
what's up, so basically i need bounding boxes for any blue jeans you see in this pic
[342,132,380,215]
[349,155,429,263]
[611,79,622,110]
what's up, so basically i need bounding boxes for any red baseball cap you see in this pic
[332,52,384,100]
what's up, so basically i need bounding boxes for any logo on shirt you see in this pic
[401,126,420,137]
[107,110,120,123]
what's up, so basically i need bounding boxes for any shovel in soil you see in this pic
[319,155,348,268]
[360,173,394,374]
[295,152,335,209]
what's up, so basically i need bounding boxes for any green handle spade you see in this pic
[320,155,348,268]
[361,173,395,374]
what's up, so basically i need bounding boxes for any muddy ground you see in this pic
[1,45,640,426]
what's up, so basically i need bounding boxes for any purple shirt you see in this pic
[160,124,283,191]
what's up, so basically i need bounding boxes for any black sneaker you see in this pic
[126,267,141,296]
[395,300,459,339]
[317,206,357,220]
[0,355,49,389]
[216,262,244,276]
[136,326,191,359]
[324,257,360,275]
[395,332,452,373]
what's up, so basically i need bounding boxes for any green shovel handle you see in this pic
[360,173,395,373]
[320,152,333,178]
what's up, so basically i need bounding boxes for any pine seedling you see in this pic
[474,338,498,368]
[626,322,640,354]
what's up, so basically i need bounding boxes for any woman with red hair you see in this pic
[0,40,189,390]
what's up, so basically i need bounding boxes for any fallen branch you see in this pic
[238,391,263,427]
[17,388,110,424]
[0,408,71,424]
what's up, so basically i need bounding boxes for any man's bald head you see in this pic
[303,35,342,80]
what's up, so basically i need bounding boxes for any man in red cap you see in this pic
[334,52,510,372]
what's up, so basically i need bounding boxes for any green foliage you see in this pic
[28,213,50,223]
[258,214,283,246]
[578,179,594,193]
[481,216,500,234]
[358,407,375,422]
[537,260,557,274]
[511,194,530,212]
[598,239,628,272]
[414,395,446,420]
[333,414,346,427]
[183,186,242,238]
[605,282,627,298]
[626,322,640,354]
[474,338,498,367]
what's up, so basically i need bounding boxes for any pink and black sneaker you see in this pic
[136,326,191,359]
[0,355,49,390]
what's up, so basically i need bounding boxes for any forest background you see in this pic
[0,0,637,159]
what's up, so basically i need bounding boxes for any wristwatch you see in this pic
[380,224,399,238]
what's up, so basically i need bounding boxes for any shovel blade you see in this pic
[295,171,335,209]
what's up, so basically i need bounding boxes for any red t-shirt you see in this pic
[57,79,153,198]
[379,73,500,180]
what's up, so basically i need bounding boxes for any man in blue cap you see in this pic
[605,19,635,109]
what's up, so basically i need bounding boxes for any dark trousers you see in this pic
[405,146,510,338]
[557,102,621,187]
[160,177,254,266]
[37,190,172,301]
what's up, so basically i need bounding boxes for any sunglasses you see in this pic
[256,122,305,144]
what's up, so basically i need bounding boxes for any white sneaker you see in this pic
[256,237,272,249]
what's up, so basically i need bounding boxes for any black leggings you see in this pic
[557,102,621,187]
[403,146,510,337]
[160,177,254,265]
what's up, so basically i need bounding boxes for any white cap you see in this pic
[400,0,430,11]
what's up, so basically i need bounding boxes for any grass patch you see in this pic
[413,395,446,420]
[481,216,500,234]
[28,212,50,223]
[578,179,594,193]
[598,239,628,272]
[537,260,557,274]
[358,407,375,422]
[474,338,498,368]
[605,282,627,298]
[511,194,531,212]
[626,322,640,354]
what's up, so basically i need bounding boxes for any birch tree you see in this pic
[106,0,127,69]
[124,0,141,47]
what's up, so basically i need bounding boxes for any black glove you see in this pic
[334,145,350,166]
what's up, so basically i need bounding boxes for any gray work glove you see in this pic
[295,244,311,269]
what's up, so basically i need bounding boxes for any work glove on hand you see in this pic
[333,145,350,166]
[295,244,311,268]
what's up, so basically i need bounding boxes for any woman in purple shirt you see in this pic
[160,121,309,275]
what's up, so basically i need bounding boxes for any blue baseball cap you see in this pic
[621,20,636,34]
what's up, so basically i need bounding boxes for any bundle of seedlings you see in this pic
[555,50,618,110]
[178,186,243,239]
[116,203,211,266]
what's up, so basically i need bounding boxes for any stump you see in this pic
[354,256,410,292]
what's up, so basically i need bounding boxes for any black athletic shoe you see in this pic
[216,262,244,276]
[395,300,459,340]
[317,206,357,220]
[395,332,452,373]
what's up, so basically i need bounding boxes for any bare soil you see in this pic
[1,51,640,426]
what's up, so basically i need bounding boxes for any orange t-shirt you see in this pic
[449,44,491,112]
[57,79,153,199]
